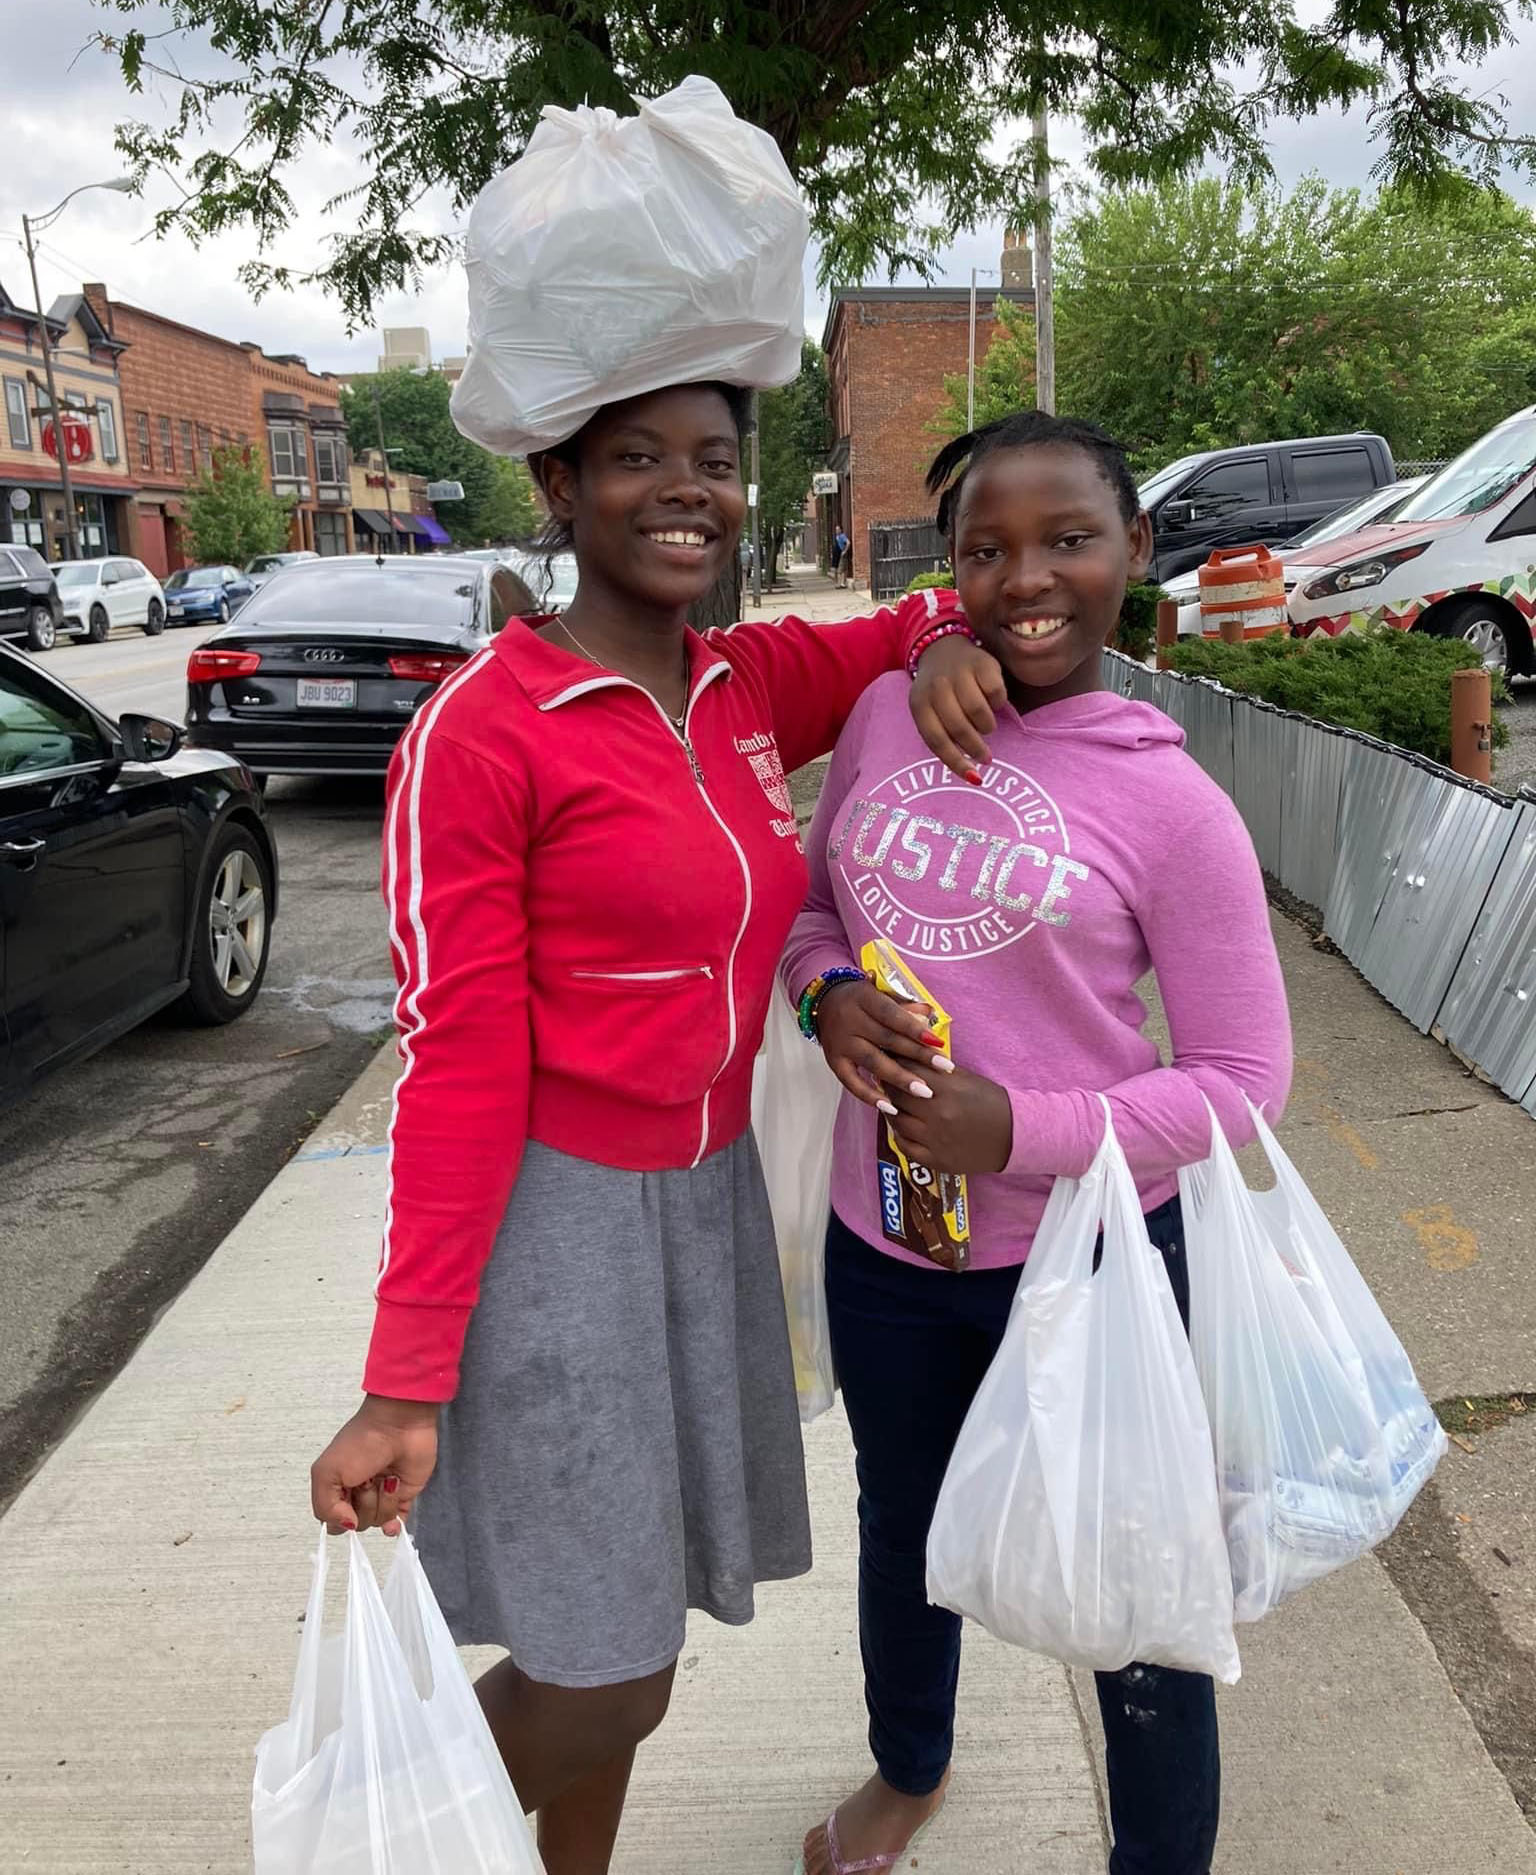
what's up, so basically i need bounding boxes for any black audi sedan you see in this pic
[182,554,539,782]
[1,641,277,1107]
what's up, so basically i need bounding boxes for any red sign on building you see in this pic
[42,412,95,466]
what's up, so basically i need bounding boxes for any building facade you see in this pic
[82,286,354,576]
[822,281,1035,585]
[348,452,451,554]
[1,282,136,559]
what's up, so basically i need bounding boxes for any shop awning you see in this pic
[396,513,428,538]
[352,508,395,535]
[414,513,452,547]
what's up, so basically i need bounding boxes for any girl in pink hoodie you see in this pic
[785,412,1292,1875]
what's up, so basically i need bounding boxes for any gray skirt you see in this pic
[413,1132,813,1688]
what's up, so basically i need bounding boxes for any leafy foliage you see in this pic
[755,344,830,582]
[936,176,1536,471]
[905,569,953,593]
[1117,581,1168,661]
[1166,629,1509,767]
[182,445,294,565]
[339,369,538,544]
[91,1,1536,324]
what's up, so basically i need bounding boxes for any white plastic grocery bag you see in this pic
[1181,1100,1444,1621]
[926,1100,1240,1682]
[451,74,809,458]
[752,989,840,1422]
[252,1528,544,1874]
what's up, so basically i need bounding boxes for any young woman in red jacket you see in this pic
[309,380,1002,1873]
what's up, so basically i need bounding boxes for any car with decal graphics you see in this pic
[1286,406,1536,677]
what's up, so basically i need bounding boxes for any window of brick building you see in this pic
[197,426,213,473]
[158,416,174,473]
[314,511,348,556]
[180,419,195,471]
[97,400,119,462]
[135,411,154,472]
[314,433,348,486]
[269,424,309,482]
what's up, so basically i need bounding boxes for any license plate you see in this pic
[296,677,356,709]
[168,604,183,617]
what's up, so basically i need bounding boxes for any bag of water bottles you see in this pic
[451,74,809,458]
[752,989,840,1423]
[1180,1099,1445,1622]
[927,1099,1240,1682]
[252,1529,544,1873]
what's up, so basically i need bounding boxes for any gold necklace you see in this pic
[556,616,690,731]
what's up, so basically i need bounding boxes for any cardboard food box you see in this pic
[861,939,971,1271]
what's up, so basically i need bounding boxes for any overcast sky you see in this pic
[2,0,1532,376]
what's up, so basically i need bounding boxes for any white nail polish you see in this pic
[877,1099,899,1117]
[909,1080,934,1099]
[932,1054,955,1073]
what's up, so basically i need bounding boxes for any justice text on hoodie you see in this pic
[781,676,1293,1270]
[366,593,962,1400]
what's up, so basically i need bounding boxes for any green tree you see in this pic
[935,295,1037,434]
[934,177,1536,471]
[94,2,1536,325]
[340,368,522,544]
[182,445,294,565]
[755,344,830,582]
[477,457,541,544]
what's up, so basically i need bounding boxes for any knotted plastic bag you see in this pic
[1181,1099,1445,1621]
[752,988,840,1423]
[926,1100,1240,1682]
[252,1529,544,1873]
[451,75,809,457]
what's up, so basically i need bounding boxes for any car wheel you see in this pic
[217,599,231,624]
[145,599,165,636]
[86,604,110,644]
[176,825,273,1025]
[25,605,57,652]
[1426,598,1515,676]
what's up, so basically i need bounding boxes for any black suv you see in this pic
[1139,433,1397,582]
[0,545,65,653]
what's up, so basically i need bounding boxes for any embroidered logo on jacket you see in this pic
[736,732,800,841]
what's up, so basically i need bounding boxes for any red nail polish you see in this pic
[919,1034,943,1049]
[965,768,984,786]
[383,1476,399,1495]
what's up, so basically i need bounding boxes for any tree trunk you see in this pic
[689,553,744,631]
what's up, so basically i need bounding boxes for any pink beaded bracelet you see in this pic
[906,617,981,678]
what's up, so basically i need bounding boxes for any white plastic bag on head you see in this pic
[752,988,840,1422]
[252,1529,544,1874]
[926,1100,1239,1682]
[451,74,809,458]
[1181,1099,1444,1621]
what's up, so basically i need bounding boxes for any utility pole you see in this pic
[370,378,397,554]
[967,268,979,432]
[21,213,80,561]
[1032,103,1056,415]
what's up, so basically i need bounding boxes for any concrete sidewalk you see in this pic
[3,914,1534,1869]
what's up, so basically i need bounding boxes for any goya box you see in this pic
[861,939,971,1271]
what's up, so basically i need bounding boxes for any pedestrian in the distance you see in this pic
[308,379,1006,1875]
[784,410,1293,1875]
[833,524,851,587]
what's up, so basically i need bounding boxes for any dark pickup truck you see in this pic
[1139,433,1397,582]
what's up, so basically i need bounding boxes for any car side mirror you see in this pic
[117,713,185,763]
[1160,500,1194,527]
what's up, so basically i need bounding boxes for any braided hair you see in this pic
[926,411,1140,539]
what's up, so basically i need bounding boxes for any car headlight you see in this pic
[1302,541,1432,602]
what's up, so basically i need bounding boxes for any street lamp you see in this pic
[20,178,134,562]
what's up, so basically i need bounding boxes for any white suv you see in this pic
[50,557,167,642]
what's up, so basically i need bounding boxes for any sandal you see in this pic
[791,1804,942,1874]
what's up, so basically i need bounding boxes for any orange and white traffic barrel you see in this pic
[1198,546,1288,640]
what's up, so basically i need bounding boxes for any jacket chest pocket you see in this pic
[538,963,728,1106]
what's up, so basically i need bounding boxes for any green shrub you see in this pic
[1117,581,1168,661]
[905,568,952,593]
[1165,628,1508,768]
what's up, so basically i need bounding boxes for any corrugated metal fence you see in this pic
[1103,650,1536,1118]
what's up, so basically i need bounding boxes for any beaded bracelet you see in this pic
[906,617,981,679]
[796,966,870,1042]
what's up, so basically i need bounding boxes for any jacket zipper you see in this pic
[540,663,750,1168]
[571,966,714,983]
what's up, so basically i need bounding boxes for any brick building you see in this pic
[822,273,1035,590]
[1,282,136,559]
[82,286,354,577]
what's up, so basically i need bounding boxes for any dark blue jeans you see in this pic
[824,1200,1221,1875]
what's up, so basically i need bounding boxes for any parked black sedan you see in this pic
[1,642,277,1107]
[182,553,538,781]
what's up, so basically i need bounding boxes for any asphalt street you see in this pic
[0,624,397,1511]
[1498,679,1536,794]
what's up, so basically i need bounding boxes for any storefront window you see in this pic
[314,511,349,556]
